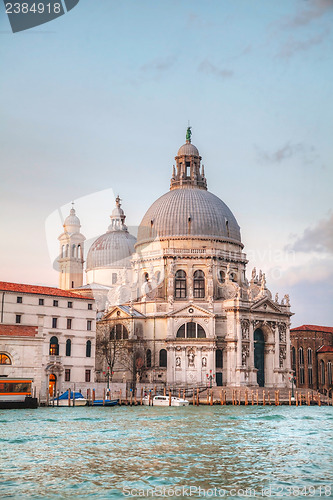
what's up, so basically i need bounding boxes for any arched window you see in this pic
[321,360,325,384]
[146,349,152,368]
[307,349,313,385]
[291,346,296,371]
[78,245,81,259]
[65,244,69,257]
[62,245,65,258]
[0,353,11,365]
[299,347,305,384]
[299,347,304,366]
[193,270,205,298]
[110,324,129,341]
[72,244,76,257]
[307,348,312,365]
[86,340,91,358]
[159,349,167,368]
[175,270,186,299]
[176,323,206,339]
[49,336,59,356]
[216,349,223,369]
[65,339,71,357]
[328,362,332,385]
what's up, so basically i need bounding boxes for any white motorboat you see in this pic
[142,395,189,407]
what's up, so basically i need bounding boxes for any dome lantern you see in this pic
[170,127,207,191]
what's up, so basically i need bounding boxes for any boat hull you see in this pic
[142,396,189,407]
[49,398,87,407]
[92,399,118,407]
[0,397,38,409]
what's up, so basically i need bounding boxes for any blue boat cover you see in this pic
[57,391,85,400]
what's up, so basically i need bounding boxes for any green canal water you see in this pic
[0,405,332,499]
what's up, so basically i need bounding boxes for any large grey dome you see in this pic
[86,231,136,270]
[136,188,241,245]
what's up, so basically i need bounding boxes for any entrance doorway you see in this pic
[216,372,223,386]
[254,329,265,387]
[49,373,57,397]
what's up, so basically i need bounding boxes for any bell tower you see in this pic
[58,204,85,290]
[170,127,207,191]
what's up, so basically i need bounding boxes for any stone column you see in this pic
[236,319,242,384]
[274,322,279,385]
[166,346,174,386]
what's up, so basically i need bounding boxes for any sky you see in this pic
[0,0,332,327]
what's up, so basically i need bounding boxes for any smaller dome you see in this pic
[177,142,200,157]
[64,207,81,233]
[86,196,137,270]
[86,231,136,270]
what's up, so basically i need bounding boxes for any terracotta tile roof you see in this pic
[0,324,38,337]
[291,325,333,334]
[0,282,94,301]
[317,345,333,353]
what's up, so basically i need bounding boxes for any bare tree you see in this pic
[96,321,145,388]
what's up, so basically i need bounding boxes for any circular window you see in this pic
[188,307,194,313]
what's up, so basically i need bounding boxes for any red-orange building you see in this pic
[290,325,333,395]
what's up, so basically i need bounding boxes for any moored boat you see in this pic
[49,390,87,406]
[92,399,118,407]
[0,378,38,409]
[142,395,189,406]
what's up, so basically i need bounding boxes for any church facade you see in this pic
[59,130,293,389]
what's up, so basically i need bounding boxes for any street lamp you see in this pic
[290,373,296,399]
[206,370,215,388]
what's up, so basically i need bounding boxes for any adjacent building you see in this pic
[290,324,333,395]
[0,281,96,400]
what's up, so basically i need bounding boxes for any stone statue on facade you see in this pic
[188,350,195,367]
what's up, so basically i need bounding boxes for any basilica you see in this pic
[58,129,293,389]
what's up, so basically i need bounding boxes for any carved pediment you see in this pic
[168,303,214,318]
[103,305,145,321]
[250,297,282,313]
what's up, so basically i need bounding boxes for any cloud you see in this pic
[286,0,333,28]
[286,214,333,254]
[277,28,329,59]
[198,59,234,79]
[256,142,318,165]
[140,55,177,73]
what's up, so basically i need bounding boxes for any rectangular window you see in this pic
[17,296,22,303]
[88,303,93,310]
[39,298,44,306]
[67,318,72,329]
[85,369,91,382]
[53,300,58,307]
[87,320,92,331]
[52,317,57,329]
[16,314,21,324]
[65,369,71,382]
[67,301,73,308]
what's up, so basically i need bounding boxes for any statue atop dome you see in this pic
[186,126,192,143]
